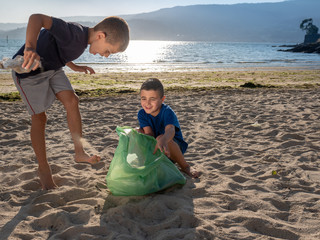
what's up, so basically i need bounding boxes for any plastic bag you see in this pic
[0,55,42,74]
[106,126,186,196]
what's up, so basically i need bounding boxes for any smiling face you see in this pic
[140,89,165,117]
[89,31,121,58]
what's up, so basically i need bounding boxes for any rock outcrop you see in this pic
[279,41,320,54]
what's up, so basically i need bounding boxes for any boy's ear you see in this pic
[97,31,107,40]
[161,96,166,102]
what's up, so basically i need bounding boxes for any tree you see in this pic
[300,18,319,35]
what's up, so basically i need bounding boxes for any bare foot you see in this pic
[38,166,58,190]
[181,165,200,178]
[75,152,101,164]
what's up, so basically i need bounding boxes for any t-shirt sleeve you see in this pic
[138,109,150,128]
[49,18,73,43]
[48,17,88,63]
[163,107,180,132]
[49,17,86,43]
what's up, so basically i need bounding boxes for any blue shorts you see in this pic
[173,138,186,154]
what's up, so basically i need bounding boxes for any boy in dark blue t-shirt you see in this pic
[12,14,129,190]
[138,78,198,178]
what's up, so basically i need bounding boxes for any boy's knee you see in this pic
[32,112,47,123]
[168,139,182,152]
[57,91,79,109]
[70,94,79,106]
[64,93,79,110]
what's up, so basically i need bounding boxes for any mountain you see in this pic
[123,0,320,42]
[0,0,319,43]
[0,23,26,31]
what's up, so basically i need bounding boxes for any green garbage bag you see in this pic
[106,126,186,196]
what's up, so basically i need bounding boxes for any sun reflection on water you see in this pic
[61,40,320,72]
[116,40,180,63]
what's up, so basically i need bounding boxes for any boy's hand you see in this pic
[66,62,95,74]
[22,47,41,71]
[153,136,170,158]
[75,65,95,74]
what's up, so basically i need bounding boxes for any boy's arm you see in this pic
[23,14,53,70]
[138,110,154,136]
[66,62,95,74]
[153,124,175,156]
[142,126,154,137]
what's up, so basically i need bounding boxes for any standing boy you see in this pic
[12,14,129,190]
[138,78,198,178]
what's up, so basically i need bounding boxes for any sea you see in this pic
[1,39,319,73]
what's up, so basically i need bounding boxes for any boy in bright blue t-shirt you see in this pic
[138,78,198,178]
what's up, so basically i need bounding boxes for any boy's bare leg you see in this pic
[31,113,57,190]
[56,90,100,164]
[168,140,199,178]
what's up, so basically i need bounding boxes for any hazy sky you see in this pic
[1,0,286,23]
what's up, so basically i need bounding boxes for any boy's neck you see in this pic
[150,104,163,117]
[87,28,95,44]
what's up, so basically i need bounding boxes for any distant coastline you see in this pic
[279,42,320,54]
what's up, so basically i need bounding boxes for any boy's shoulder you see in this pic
[162,104,179,122]
[162,104,176,114]
[159,103,174,116]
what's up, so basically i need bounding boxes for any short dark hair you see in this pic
[94,16,130,52]
[140,78,164,98]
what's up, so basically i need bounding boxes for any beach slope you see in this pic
[1,83,320,239]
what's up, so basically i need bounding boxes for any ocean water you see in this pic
[1,39,319,72]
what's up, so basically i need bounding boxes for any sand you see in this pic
[0,70,320,239]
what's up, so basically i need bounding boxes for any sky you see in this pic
[0,0,286,23]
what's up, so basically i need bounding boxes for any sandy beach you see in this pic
[0,69,320,239]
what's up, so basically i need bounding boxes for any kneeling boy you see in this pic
[137,78,198,178]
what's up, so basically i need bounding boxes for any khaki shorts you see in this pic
[12,69,74,115]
